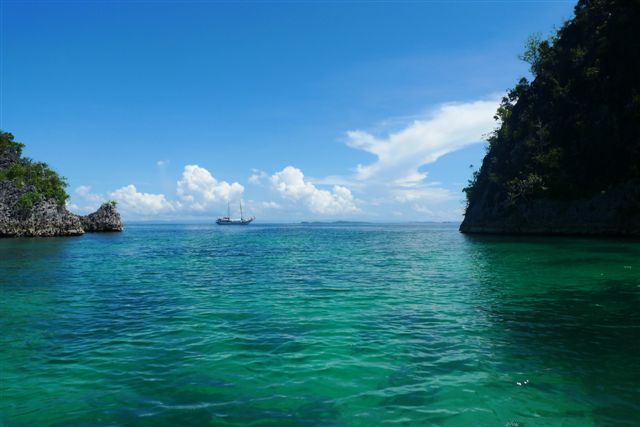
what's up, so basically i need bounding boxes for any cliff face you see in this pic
[80,203,123,232]
[461,0,640,236]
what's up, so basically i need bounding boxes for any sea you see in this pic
[1,223,639,426]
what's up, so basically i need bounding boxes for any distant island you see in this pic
[461,0,639,236]
[300,221,372,225]
[0,131,123,237]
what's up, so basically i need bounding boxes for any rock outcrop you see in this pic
[460,179,640,236]
[79,203,123,232]
[0,181,85,237]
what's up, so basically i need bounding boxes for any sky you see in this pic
[1,0,576,222]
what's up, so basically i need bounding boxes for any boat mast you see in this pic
[240,200,243,220]
[227,201,230,219]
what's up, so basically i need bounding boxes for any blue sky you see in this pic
[2,0,575,221]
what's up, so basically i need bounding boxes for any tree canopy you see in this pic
[0,131,70,208]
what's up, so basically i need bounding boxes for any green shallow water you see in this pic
[1,223,639,426]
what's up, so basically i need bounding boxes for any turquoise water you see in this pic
[1,223,639,426]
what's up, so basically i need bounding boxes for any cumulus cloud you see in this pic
[71,165,245,217]
[346,97,499,186]
[109,184,174,214]
[176,164,244,211]
[270,166,357,215]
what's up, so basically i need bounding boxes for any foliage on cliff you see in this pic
[0,131,70,208]
[464,0,640,210]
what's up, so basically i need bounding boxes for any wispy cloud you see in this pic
[393,187,456,203]
[72,185,105,213]
[248,169,268,185]
[345,96,499,186]
[313,95,501,218]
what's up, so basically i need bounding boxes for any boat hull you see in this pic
[216,218,254,225]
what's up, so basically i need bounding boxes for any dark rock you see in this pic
[79,203,123,232]
[460,179,640,236]
[0,181,84,237]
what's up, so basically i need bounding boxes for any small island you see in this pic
[460,0,640,236]
[0,131,123,237]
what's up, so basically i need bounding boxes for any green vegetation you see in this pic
[464,0,640,210]
[16,192,41,213]
[0,130,24,163]
[0,131,70,207]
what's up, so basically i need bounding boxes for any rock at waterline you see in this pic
[79,203,124,232]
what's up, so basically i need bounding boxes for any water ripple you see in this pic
[1,224,639,426]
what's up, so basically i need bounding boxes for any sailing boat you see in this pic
[216,200,255,225]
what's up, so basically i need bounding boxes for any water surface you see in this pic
[1,223,639,426]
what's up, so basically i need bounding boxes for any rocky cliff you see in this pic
[0,131,124,237]
[461,0,640,236]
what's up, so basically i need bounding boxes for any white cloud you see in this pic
[71,185,105,213]
[109,184,174,215]
[393,187,456,203]
[176,164,244,211]
[346,97,499,186]
[74,185,102,202]
[270,166,357,215]
[413,204,464,220]
[75,185,90,196]
[257,201,281,209]
[320,96,501,219]
[244,200,281,214]
[157,160,170,167]
[71,165,245,218]
[248,169,268,185]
